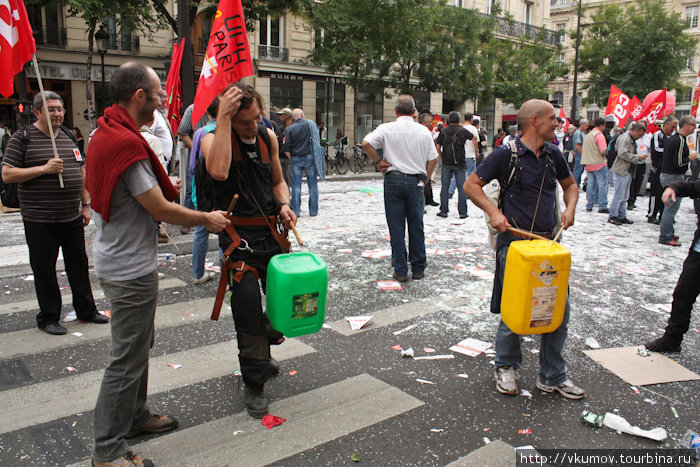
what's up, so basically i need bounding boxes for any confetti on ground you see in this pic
[233,370,242,376]
[72,332,83,337]
[376,280,403,291]
[413,355,455,360]
[483,437,491,444]
[351,453,360,462]
[66,366,76,372]
[322,323,332,329]
[620,265,651,275]
[167,363,182,369]
[336,248,353,253]
[233,431,244,435]
[466,266,494,279]
[450,337,492,357]
[423,347,436,353]
[391,345,403,350]
[63,311,77,323]
[345,315,374,330]
[530,349,540,354]
[431,428,445,432]
[631,386,640,395]
[361,249,391,259]
[671,407,679,418]
[521,389,532,398]
[72,421,77,427]
[261,414,286,429]
[457,374,469,379]
[519,429,532,435]
[24,275,34,281]
[416,378,435,385]
[393,324,417,335]
[288,370,298,375]
[483,428,490,432]
[401,348,415,358]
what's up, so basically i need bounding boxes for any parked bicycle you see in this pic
[324,137,349,175]
[348,144,368,174]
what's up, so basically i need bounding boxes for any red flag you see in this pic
[165,39,185,137]
[604,85,632,128]
[637,89,666,124]
[0,0,36,98]
[691,70,700,119]
[628,96,644,122]
[429,113,445,139]
[558,107,569,132]
[192,0,254,125]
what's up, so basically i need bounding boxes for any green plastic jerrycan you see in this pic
[266,252,328,337]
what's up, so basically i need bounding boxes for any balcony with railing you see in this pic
[107,34,140,53]
[33,28,67,48]
[550,0,577,10]
[258,45,289,62]
[478,13,559,46]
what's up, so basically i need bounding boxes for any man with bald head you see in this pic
[465,99,585,400]
[281,107,319,216]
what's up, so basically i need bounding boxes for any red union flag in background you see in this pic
[691,70,700,119]
[165,39,185,137]
[604,85,632,128]
[430,113,445,139]
[558,107,569,132]
[638,89,666,124]
[0,0,36,98]
[192,0,253,124]
[629,96,644,121]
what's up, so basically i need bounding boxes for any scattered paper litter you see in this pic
[416,378,434,385]
[620,265,651,275]
[72,332,83,337]
[66,366,77,372]
[483,437,491,444]
[322,323,332,329]
[643,398,657,405]
[233,430,244,435]
[288,370,298,375]
[261,414,286,430]
[336,248,353,253]
[671,407,679,418]
[345,315,374,330]
[430,428,445,432]
[393,324,417,335]
[450,337,492,357]
[530,349,540,354]
[391,345,403,351]
[519,429,532,435]
[521,389,532,398]
[523,337,534,342]
[630,386,640,395]
[413,355,455,360]
[466,266,494,279]
[376,280,403,291]
[167,363,182,369]
[423,347,436,353]
[602,412,667,441]
[72,421,77,427]
[361,249,391,259]
[24,275,34,281]
[401,348,415,358]
[204,264,220,273]
[63,311,77,323]
[457,373,469,379]
[585,337,601,349]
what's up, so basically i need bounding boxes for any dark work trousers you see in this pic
[23,217,97,327]
[664,250,700,343]
[628,163,646,207]
[424,179,436,205]
[647,167,665,220]
[227,229,284,391]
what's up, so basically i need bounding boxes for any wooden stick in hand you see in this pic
[289,221,303,246]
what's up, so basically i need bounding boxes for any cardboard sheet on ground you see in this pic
[583,346,700,386]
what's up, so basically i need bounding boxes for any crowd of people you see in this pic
[1,65,699,466]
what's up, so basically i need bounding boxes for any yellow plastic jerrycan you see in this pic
[501,239,571,335]
[266,252,328,337]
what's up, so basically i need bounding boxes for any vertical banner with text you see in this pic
[604,85,632,128]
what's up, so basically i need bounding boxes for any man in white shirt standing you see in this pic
[362,95,438,282]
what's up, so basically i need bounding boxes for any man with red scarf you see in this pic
[86,62,229,467]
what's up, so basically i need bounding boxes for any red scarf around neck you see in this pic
[86,105,177,222]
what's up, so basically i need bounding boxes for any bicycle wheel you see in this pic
[335,155,349,174]
[348,155,360,174]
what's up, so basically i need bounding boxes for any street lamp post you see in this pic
[94,26,110,112]
[571,0,583,123]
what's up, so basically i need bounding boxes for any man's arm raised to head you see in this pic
[202,87,242,181]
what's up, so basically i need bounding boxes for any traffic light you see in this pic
[17,100,32,115]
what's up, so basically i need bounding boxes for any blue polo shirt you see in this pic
[281,118,312,157]
[475,136,570,238]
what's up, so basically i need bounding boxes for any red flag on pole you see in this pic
[692,70,700,119]
[165,39,185,137]
[604,85,632,128]
[0,0,36,98]
[637,89,666,124]
[429,113,445,139]
[192,0,254,125]
[629,96,644,122]
[558,107,569,132]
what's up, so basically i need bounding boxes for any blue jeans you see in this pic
[493,246,570,386]
[291,154,319,216]
[440,165,467,216]
[585,166,608,210]
[448,158,476,195]
[573,152,584,185]
[659,173,685,242]
[609,172,631,219]
[384,172,426,277]
[192,225,210,279]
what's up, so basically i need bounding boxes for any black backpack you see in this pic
[606,135,619,168]
[441,126,468,166]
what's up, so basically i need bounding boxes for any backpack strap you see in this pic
[498,140,519,210]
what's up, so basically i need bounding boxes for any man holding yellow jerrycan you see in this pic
[464,99,586,400]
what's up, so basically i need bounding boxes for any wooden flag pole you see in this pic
[32,54,63,188]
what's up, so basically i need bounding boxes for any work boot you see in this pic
[268,358,280,377]
[645,335,681,353]
[244,385,269,419]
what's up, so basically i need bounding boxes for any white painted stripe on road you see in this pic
[328,297,468,336]
[0,278,186,316]
[0,297,223,359]
[0,338,314,435]
[133,374,423,466]
[0,244,50,267]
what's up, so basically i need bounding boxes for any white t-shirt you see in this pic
[151,109,173,163]
[464,124,478,159]
[636,132,652,164]
[363,116,438,176]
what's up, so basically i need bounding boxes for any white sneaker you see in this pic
[193,271,216,285]
[495,366,519,395]
[536,378,586,400]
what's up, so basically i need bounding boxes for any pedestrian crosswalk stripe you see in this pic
[327,296,469,336]
[0,278,186,316]
[0,297,223,359]
[70,374,424,467]
[0,338,315,436]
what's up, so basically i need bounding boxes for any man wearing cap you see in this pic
[275,108,293,187]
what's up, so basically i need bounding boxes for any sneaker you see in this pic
[244,385,269,419]
[459,214,468,219]
[645,335,681,353]
[392,272,409,283]
[598,208,609,214]
[436,212,448,218]
[126,414,178,438]
[92,451,154,467]
[607,217,622,226]
[193,271,216,285]
[617,217,634,224]
[536,379,586,400]
[494,366,518,395]
[38,323,67,335]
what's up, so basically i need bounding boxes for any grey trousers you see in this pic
[92,270,158,462]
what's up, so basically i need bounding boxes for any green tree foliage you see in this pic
[578,0,697,106]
